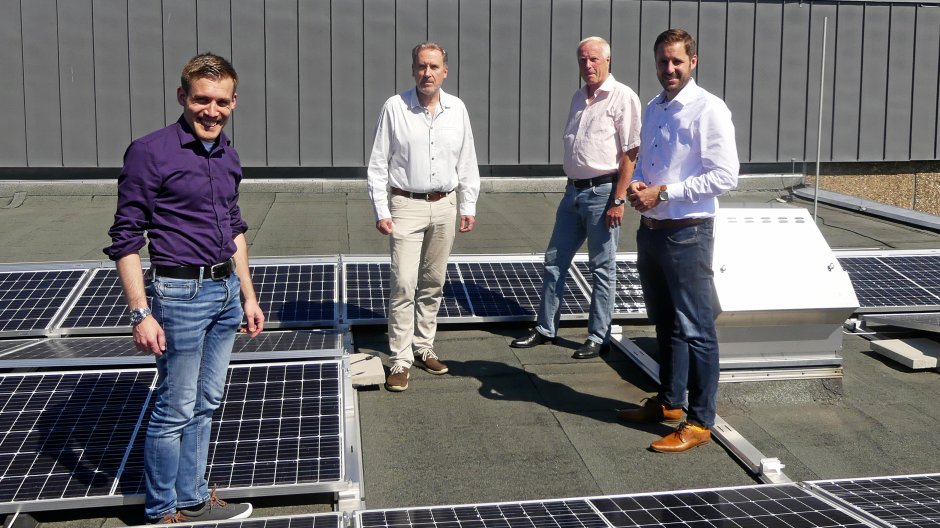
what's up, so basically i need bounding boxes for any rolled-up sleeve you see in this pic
[104,141,160,260]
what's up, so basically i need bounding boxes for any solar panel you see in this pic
[0,339,37,355]
[0,269,87,337]
[55,268,132,334]
[0,369,154,505]
[0,330,344,368]
[811,473,940,528]
[358,498,607,528]
[456,261,590,319]
[575,259,646,316]
[177,513,345,528]
[252,264,338,328]
[591,484,870,527]
[0,360,345,513]
[839,255,940,311]
[343,262,472,323]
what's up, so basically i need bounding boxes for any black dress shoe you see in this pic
[510,329,556,348]
[572,339,608,359]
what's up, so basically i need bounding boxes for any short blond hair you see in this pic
[180,53,238,93]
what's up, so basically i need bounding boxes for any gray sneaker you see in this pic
[179,488,252,522]
[147,512,187,524]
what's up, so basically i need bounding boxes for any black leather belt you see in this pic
[568,172,617,189]
[154,259,235,280]
[390,187,453,201]
[640,216,712,231]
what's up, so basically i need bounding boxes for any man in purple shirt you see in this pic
[105,53,264,524]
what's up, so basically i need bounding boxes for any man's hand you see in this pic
[376,219,394,235]
[133,316,167,356]
[627,181,660,213]
[459,215,475,233]
[243,299,265,338]
[606,201,624,228]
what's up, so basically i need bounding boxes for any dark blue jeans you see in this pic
[636,219,719,428]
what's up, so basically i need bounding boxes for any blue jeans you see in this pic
[636,219,719,428]
[144,272,242,520]
[536,182,618,344]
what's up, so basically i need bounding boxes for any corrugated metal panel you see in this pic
[0,2,26,166]
[93,0,131,167]
[231,0,266,164]
[5,0,940,169]
[911,6,940,161]
[265,0,300,166]
[23,0,62,166]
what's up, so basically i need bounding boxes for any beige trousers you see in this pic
[388,191,457,368]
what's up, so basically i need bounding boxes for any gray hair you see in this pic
[578,36,610,58]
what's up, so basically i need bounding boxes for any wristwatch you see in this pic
[129,307,152,326]
[658,185,669,202]
[612,197,626,206]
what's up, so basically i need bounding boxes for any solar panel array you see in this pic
[185,513,345,528]
[251,264,338,328]
[0,330,344,368]
[359,483,874,528]
[838,254,940,311]
[812,473,940,528]
[0,269,87,337]
[0,361,344,513]
[343,260,590,323]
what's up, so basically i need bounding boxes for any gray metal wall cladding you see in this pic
[1,0,938,169]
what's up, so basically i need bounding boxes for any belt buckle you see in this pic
[209,261,228,280]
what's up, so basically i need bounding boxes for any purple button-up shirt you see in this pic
[104,116,248,267]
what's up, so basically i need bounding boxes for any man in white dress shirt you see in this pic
[618,28,739,453]
[511,36,641,360]
[367,42,480,392]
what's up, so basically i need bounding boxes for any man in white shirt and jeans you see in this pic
[618,28,739,453]
[511,36,641,360]
[367,41,480,392]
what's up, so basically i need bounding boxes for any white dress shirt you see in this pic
[632,78,739,220]
[562,74,642,180]
[367,88,480,220]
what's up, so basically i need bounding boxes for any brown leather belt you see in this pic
[567,172,617,189]
[390,187,452,201]
[640,216,712,231]
[154,259,234,280]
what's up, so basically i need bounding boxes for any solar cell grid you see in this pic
[0,330,343,368]
[344,262,472,322]
[458,262,589,318]
[344,262,390,321]
[0,270,86,335]
[359,499,606,528]
[813,474,940,528]
[590,485,869,528]
[0,370,153,503]
[252,264,337,327]
[575,261,645,314]
[181,513,344,528]
[201,362,343,490]
[57,268,130,331]
[839,256,940,309]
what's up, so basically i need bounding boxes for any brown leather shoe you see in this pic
[385,365,410,392]
[417,349,448,375]
[616,397,683,423]
[650,422,711,453]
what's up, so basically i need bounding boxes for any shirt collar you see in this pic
[406,87,453,111]
[174,115,230,151]
[656,77,699,107]
[583,73,617,98]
